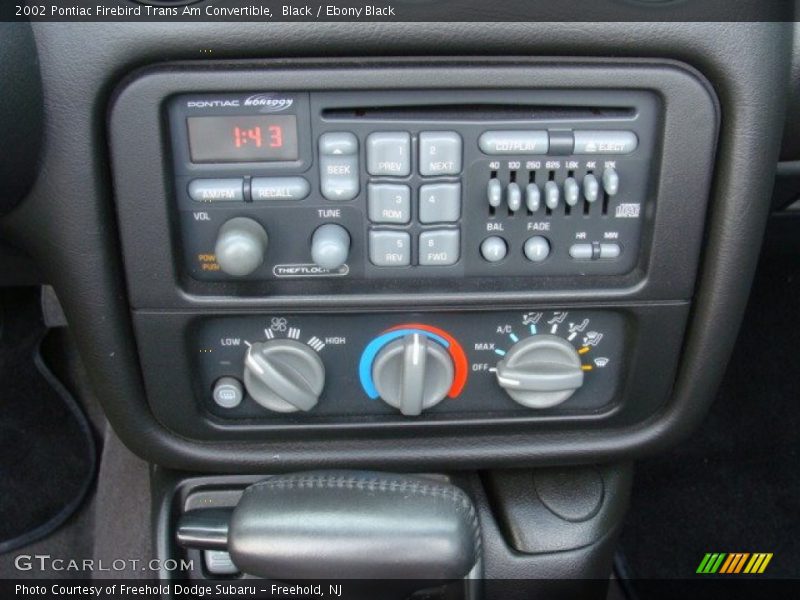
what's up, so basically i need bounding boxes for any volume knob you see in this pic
[372,333,454,416]
[214,217,268,277]
[243,340,325,413]
[494,335,584,409]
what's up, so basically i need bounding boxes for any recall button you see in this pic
[251,177,310,201]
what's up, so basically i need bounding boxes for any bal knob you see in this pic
[372,333,454,416]
[494,335,584,409]
[243,340,325,413]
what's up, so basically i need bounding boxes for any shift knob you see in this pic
[214,217,268,277]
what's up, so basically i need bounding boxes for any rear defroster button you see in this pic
[212,377,244,409]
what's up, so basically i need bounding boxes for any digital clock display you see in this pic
[186,115,299,163]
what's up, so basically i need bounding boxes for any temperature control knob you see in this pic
[372,333,454,416]
[494,335,584,409]
[214,217,268,277]
[243,340,325,413]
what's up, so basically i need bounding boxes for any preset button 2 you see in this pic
[419,131,462,176]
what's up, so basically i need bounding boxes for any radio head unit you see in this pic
[168,89,659,285]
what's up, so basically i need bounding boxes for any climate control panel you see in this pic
[169,89,658,285]
[193,310,624,422]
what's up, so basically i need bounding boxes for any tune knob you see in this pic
[214,217,268,276]
[494,335,584,409]
[372,333,454,416]
[311,223,350,270]
[243,340,325,413]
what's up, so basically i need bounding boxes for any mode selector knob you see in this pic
[372,333,454,416]
[214,217,268,277]
[311,223,351,270]
[243,340,325,413]
[494,335,584,409]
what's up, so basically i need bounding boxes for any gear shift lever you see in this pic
[177,471,481,598]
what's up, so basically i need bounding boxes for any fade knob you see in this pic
[494,335,584,409]
[243,340,325,413]
[214,217,268,277]
[372,333,454,416]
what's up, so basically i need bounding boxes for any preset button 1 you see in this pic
[367,132,411,176]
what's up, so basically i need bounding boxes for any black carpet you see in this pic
[618,254,800,582]
[0,288,97,553]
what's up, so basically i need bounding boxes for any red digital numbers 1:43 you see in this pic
[233,124,283,149]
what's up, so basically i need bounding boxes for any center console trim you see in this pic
[102,57,733,469]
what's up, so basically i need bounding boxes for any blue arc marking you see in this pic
[359,329,450,399]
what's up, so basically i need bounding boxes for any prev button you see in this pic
[367,132,411,176]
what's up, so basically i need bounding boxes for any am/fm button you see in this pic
[188,178,244,202]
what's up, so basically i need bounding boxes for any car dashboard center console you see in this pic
[109,59,717,456]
